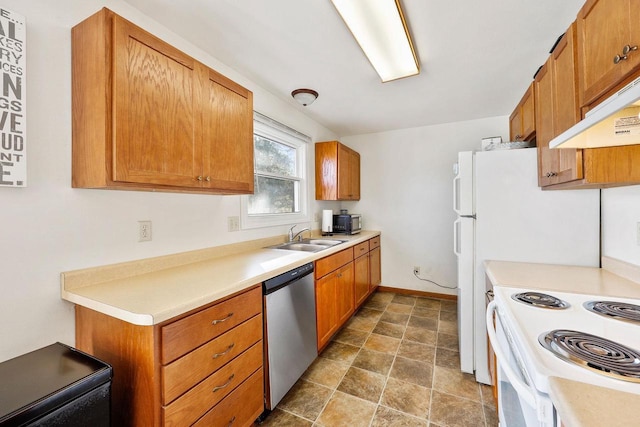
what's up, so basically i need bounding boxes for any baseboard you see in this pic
[377,286,457,301]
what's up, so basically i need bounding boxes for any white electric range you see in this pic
[487,286,640,426]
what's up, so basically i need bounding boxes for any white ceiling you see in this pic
[122,0,585,137]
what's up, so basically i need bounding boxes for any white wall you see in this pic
[0,0,337,363]
[602,185,640,265]
[341,116,509,295]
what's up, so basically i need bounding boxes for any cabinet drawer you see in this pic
[193,368,264,427]
[369,236,380,250]
[354,241,369,258]
[315,248,354,279]
[162,342,262,427]
[162,314,262,404]
[161,286,261,364]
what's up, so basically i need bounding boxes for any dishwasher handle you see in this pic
[263,262,314,295]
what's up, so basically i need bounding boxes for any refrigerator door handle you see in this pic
[453,174,461,215]
[453,218,461,256]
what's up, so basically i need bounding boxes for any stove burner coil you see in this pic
[539,329,640,383]
[584,301,640,325]
[511,292,569,309]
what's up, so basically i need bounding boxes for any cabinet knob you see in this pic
[196,176,203,181]
[205,176,211,182]
[545,172,557,178]
[614,54,627,64]
[623,44,638,55]
[514,134,522,141]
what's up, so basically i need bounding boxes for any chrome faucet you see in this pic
[288,225,310,242]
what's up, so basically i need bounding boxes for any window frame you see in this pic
[240,113,311,229]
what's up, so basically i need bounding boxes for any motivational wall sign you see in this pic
[0,7,24,188]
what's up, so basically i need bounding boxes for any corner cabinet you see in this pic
[75,286,264,427]
[72,8,254,195]
[315,141,361,200]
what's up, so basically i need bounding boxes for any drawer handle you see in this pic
[213,374,235,392]
[212,343,235,359]
[212,312,234,325]
[227,416,236,427]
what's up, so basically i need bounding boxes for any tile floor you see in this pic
[260,291,499,427]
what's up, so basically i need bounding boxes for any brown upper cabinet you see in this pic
[72,8,254,194]
[525,3,640,189]
[577,0,640,108]
[315,140,361,200]
[509,83,536,142]
[535,24,584,187]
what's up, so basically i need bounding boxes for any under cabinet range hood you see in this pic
[550,76,640,149]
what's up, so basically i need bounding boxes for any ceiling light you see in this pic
[331,0,419,82]
[291,89,319,106]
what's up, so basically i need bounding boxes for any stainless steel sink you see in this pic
[267,238,345,252]
[300,238,344,246]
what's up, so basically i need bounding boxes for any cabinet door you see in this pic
[354,254,370,308]
[535,60,558,187]
[509,108,522,141]
[369,247,381,290]
[113,16,201,187]
[578,0,640,106]
[316,273,338,350]
[350,151,361,200]
[201,68,254,193]
[552,24,583,184]
[335,262,355,326]
[520,85,536,141]
[509,84,535,142]
[337,144,352,199]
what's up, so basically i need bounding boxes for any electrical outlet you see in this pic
[413,266,420,276]
[138,220,152,242]
[228,216,240,232]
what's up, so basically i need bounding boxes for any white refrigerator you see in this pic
[453,148,600,384]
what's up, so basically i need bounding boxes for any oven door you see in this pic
[486,301,556,427]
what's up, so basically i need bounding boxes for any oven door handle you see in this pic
[486,301,538,409]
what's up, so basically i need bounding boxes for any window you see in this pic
[241,113,310,229]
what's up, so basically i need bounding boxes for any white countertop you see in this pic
[485,259,640,427]
[61,231,380,325]
[485,259,640,299]
[548,377,640,427]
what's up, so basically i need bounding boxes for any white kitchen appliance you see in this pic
[486,287,640,426]
[453,148,600,384]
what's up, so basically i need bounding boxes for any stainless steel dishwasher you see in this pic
[262,262,317,412]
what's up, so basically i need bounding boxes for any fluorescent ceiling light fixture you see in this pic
[331,0,419,82]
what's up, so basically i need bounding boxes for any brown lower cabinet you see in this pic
[74,286,264,426]
[315,235,382,351]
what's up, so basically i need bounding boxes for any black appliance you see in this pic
[0,342,112,426]
[332,213,362,235]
